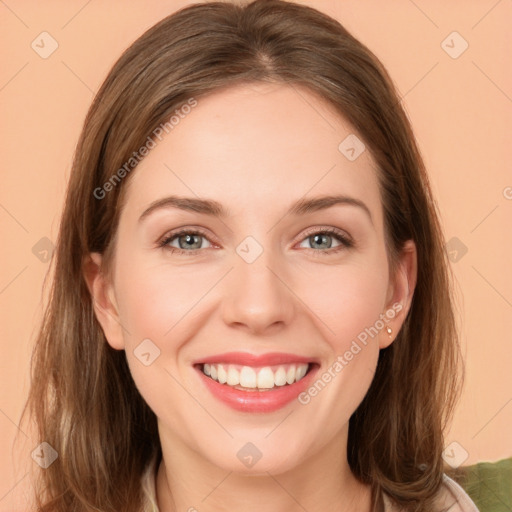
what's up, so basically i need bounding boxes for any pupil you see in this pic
[181,234,200,249]
[313,234,330,249]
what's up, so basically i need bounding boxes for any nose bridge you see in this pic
[221,235,295,333]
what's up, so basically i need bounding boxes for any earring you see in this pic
[386,326,393,337]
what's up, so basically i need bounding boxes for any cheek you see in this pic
[114,256,218,343]
[298,257,389,348]
[295,254,388,409]
[114,257,202,418]
[114,246,389,441]
[115,244,389,348]
[296,264,388,426]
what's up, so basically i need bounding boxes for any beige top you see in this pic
[140,455,480,512]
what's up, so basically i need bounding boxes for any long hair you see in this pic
[20,1,464,510]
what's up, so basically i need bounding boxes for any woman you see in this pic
[21,1,480,511]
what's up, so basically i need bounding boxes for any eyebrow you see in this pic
[138,194,373,225]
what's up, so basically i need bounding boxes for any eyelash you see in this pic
[158,227,354,257]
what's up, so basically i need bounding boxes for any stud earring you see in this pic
[386,326,393,337]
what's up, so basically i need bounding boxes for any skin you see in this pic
[84,82,417,512]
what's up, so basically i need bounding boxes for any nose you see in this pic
[221,245,296,335]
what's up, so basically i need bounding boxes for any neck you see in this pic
[155,425,373,512]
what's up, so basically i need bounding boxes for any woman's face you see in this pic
[88,83,415,475]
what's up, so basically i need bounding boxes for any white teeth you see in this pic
[239,366,257,388]
[286,365,296,385]
[274,366,287,386]
[226,365,240,386]
[296,365,307,380]
[257,367,275,388]
[201,362,310,389]
[217,364,227,384]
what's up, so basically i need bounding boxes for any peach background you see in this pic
[1,0,511,509]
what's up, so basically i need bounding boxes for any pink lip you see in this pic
[192,351,318,367]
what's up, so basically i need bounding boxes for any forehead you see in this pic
[119,83,382,224]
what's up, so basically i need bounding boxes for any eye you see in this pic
[158,227,353,256]
[159,228,213,255]
[297,227,353,256]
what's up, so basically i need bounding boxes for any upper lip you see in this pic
[193,352,319,367]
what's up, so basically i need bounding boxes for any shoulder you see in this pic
[435,474,480,511]
[383,474,480,512]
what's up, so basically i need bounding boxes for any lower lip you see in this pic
[194,364,319,413]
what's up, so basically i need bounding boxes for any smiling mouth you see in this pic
[195,362,316,391]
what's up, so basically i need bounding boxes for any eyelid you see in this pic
[297,225,353,246]
[158,225,354,255]
[158,226,217,251]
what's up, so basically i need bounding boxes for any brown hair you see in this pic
[20,1,464,510]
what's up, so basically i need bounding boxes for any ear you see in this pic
[82,252,125,350]
[380,239,417,349]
